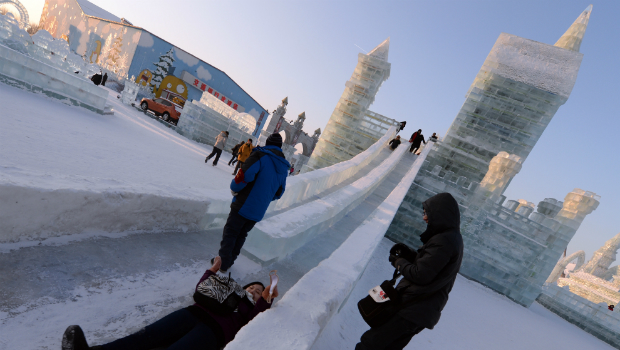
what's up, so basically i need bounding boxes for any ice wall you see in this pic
[385,8,592,307]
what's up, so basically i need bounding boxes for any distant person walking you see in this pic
[232,139,254,175]
[355,193,464,350]
[205,131,229,166]
[219,133,290,272]
[101,73,108,86]
[228,141,244,166]
[409,129,426,153]
[289,166,295,176]
[389,135,401,150]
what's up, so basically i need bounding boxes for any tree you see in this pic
[150,48,175,92]
[105,35,123,73]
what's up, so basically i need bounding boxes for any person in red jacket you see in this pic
[61,257,277,350]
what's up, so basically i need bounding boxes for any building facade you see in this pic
[38,0,269,135]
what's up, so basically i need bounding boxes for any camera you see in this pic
[389,243,416,265]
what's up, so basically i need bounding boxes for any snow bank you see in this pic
[243,142,412,263]
[0,183,212,242]
[225,144,431,350]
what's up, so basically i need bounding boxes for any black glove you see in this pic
[389,243,417,264]
[389,254,399,267]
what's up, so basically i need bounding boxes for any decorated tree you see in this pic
[150,48,175,92]
[105,35,123,73]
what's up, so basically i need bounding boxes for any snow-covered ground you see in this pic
[0,82,235,243]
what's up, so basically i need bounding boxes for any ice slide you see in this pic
[0,121,432,348]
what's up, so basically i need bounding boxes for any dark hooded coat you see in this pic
[394,192,463,329]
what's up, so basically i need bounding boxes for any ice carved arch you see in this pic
[546,250,586,283]
[0,0,29,25]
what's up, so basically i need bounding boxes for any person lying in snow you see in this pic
[61,256,278,350]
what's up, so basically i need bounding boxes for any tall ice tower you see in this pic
[303,38,394,172]
[386,6,594,306]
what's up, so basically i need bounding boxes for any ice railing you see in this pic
[226,144,432,350]
[200,125,399,229]
[269,125,399,212]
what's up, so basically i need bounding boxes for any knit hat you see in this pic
[266,133,283,148]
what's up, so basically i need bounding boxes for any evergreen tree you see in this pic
[105,35,123,73]
[150,48,175,92]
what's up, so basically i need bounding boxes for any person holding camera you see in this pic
[356,192,463,350]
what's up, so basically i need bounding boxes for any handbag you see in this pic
[193,272,252,315]
[357,269,435,328]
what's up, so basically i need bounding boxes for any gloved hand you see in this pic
[389,254,399,267]
[231,190,238,196]
[389,243,417,265]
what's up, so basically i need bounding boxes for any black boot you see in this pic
[62,325,90,350]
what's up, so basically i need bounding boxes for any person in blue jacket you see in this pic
[218,133,290,272]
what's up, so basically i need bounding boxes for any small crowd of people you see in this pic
[389,122,439,154]
[61,127,464,350]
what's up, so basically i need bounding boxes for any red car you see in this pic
[140,98,181,124]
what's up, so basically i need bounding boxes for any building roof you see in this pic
[75,0,123,23]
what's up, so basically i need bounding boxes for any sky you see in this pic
[14,0,620,259]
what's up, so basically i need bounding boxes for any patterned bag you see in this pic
[193,273,254,315]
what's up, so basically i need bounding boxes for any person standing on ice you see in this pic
[228,141,244,166]
[205,131,229,166]
[356,192,463,350]
[61,256,278,350]
[219,133,290,272]
[101,73,108,86]
[409,129,426,153]
[232,139,254,176]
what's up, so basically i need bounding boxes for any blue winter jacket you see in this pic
[230,145,290,222]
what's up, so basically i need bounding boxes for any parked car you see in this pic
[140,98,181,124]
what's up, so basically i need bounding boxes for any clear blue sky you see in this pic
[18,0,620,259]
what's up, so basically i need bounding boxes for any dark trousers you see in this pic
[206,147,223,165]
[232,161,244,175]
[101,308,218,350]
[228,154,238,166]
[409,143,420,153]
[218,210,257,271]
[355,315,424,350]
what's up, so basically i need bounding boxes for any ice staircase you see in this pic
[0,128,432,349]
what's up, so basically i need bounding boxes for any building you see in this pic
[303,38,397,172]
[386,6,597,307]
[38,0,269,135]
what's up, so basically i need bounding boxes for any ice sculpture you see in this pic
[0,13,109,114]
[538,230,620,348]
[176,90,256,149]
[555,4,592,52]
[303,38,398,172]
[120,76,140,105]
[386,6,595,307]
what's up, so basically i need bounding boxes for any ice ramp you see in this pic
[226,143,432,350]
[242,139,409,264]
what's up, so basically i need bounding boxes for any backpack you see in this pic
[193,273,255,315]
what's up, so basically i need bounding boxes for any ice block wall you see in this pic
[386,6,593,307]
[304,38,397,172]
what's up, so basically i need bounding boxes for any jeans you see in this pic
[228,154,238,166]
[206,147,223,165]
[101,309,218,350]
[355,315,424,350]
[218,210,257,271]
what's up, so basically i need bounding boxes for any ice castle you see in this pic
[303,38,398,172]
[386,5,598,307]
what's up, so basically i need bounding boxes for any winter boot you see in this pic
[62,325,90,350]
